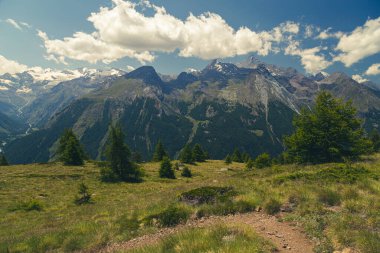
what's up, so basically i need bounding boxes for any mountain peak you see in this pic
[125,66,163,87]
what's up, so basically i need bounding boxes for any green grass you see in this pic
[0,157,379,253]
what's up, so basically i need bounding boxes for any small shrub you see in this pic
[196,200,255,218]
[179,186,235,205]
[245,159,254,170]
[264,199,281,215]
[224,154,232,164]
[74,183,91,205]
[255,153,271,169]
[317,189,341,206]
[145,206,190,227]
[181,167,192,178]
[11,199,43,212]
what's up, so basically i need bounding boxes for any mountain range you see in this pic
[2,57,380,164]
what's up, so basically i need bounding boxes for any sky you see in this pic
[0,0,380,83]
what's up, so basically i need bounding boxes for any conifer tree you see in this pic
[242,152,251,163]
[232,148,243,163]
[105,126,141,182]
[192,143,206,162]
[225,154,232,164]
[159,156,175,179]
[57,129,85,166]
[0,153,8,166]
[179,144,194,164]
[152,140,168,162]
[370,129,380,152]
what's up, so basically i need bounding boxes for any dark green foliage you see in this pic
[179,186,235,205]
[181,166,192,178]
[152,140,168,162]
[0,153,8,166]
[144,206,190,227]
[10,200,43,212]
[159,157,175,179]
[254,153,271,168]
[284,91,372,163]
[264,199,281,215]
[317,189,341,206]
[242,152,251,163]
[224,154,232,164]
[179,144,194,164]
[104,126,141,182]
[196,200,255,218]
[74,183,91,205]
[131,151,143,163]
[245,159,255,170]
[57,129,86,166]
[192,143,206,162]
[231,148,243,163]
[369,129,380,152]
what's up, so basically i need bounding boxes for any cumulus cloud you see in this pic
[39,0,300,64]
[284,41,332,74]
[5,18,31,30]
[0,55,28,74]
[316,28,344,40]
[334,17,380,67]
[365,63,380,76]
[352,74,368,83]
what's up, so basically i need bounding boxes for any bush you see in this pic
[74,183,91,205]
[181,167,192,178]
[179,186,235,205]
[255,153,271,169]
[317,189,341,206]
[224,154,232,164]
[264,199,281,215]
[245,159,254,170]
[11,199,43,212]
[159,157,175,179]
[144,206,190,227]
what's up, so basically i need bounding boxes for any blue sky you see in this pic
[0,0,380,83]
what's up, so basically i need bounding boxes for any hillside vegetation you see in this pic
[0,156,379,252]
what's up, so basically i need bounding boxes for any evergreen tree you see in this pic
[284,91,371,163]
[242,152,251,163]
[231,148,243,163]
[224,154,232,164]
[159,156,175,179]
[192,143,206,162]
[245,159,255,170]
[255,153,271,169]
[179,144,194,164]
[152,140,168,162]
[370,129,380,152]
[181,166,192,178]
[0,153,8,166]
[57,129,85,166]
[105,126,141,182]
[74,182,91,205]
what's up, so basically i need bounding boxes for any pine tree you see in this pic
[179,144,194,164]
[246,159,255,170]
[57,129,85,166]
[105,126,141,182]
[159,156,175,179]
[242,152,251,163]
[370,129,380,152]
[181,166,192,178]
[192,143,206,162]
[0,153,8,166]
[74,182,91,205]
[225,154,232,164]
[284,91,371,163]
[232,148,243,163]
[153,140,168,162]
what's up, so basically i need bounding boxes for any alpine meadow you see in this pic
[0,0,380,253]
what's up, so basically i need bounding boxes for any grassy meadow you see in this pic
[0,156,380,252]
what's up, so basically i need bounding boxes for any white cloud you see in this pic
[365,63,380,76]
[0,55,28,75]
[316,28,344,40]
[352,74,368,83]
[5,18,31,30]
[334,17,380,67]
[39,0,300,64]
[284,41,332,74]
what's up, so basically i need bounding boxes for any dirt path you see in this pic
[96,211,314,253]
